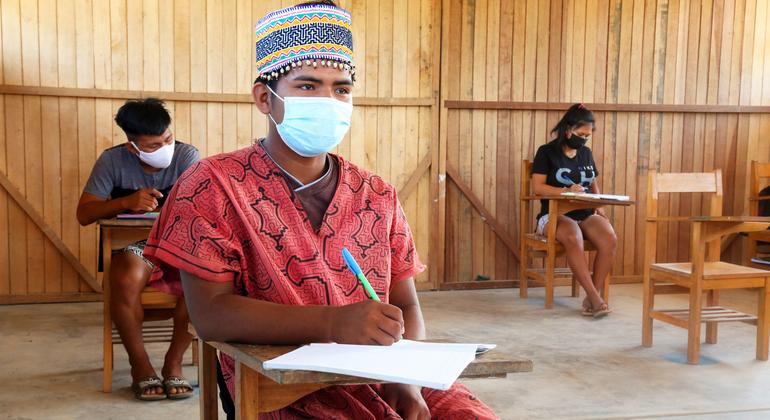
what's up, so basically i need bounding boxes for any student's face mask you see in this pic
[131,140,175,169]
[266,85,353,158]
[566,132,588,150]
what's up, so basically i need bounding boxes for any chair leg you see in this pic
[705,290,719,344]
[603,273,611,304]
[103,308,113,393]
[687,287,703,364]
[571,274,579,298]
[642,277,654,347]
[757,282,770,361]
[519,249,528,299]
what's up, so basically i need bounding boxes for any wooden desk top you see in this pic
[97,218,157,228]
[523,195,635,206]
[207,340,533,386]
[689,216,770,223]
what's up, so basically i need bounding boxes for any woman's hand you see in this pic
[380,383,430,420]
[567,184,585,193]
[595,207,609,219]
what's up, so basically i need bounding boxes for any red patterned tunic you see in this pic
[144,144,496,419]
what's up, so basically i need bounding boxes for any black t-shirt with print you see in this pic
[532,139,599,221]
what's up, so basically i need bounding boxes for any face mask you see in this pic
[131,140,175,169]
[566,133,588,150]
[266,85,353,157]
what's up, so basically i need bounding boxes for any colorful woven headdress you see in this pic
[255,3,355,82]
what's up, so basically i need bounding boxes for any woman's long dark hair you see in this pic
[551,103,595,144]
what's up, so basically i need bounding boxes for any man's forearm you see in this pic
[76,198,127,226]
[187,292,334,345]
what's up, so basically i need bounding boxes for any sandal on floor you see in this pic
[592,304,612,319]
[131,376,166,401]
[581,299,593,316]
[163,376,194,400]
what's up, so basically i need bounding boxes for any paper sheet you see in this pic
[560,192,630,201]
[263,340,493,390]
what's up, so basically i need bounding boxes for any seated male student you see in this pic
[76,98,199,401]
[143,1,497,418]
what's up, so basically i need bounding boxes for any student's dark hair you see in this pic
[551,103,595,142]
[296,0,339,6]
[114,98,171,140]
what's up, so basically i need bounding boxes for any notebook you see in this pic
[116,212,159,220]
[263,340,495,390]
[560,192,631,201]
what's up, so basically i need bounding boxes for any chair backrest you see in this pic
[519,160,534,239]
[521,160,534,197]
[750,161,770,216]
[644,170,723,266]
[647,170,723,218]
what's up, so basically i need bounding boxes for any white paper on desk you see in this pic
[560,192,630,201]
[263,340,489,390]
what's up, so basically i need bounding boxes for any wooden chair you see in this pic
[519,160,610,309]
[101,223,197,392]
[642,169,770,364]
[746,161,770,268]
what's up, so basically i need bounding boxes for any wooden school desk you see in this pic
[192,327,534,420]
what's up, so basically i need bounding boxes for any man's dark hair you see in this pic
[114,98,171,140]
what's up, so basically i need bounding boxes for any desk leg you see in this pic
[102,227,113,393]
[235,362,260,420]
[545,202,558,309]
[757,281,770,361]
[200,341,219,420]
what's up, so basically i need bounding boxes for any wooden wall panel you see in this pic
[0,0,437,301]
[441,0,770,284]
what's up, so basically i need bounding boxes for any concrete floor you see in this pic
[2,284,770,419]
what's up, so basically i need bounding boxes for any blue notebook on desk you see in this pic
[116,212,159,220]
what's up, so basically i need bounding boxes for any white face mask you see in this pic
[131,141,175,169]
[266,85,353,157]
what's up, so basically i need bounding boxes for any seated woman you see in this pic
[531,103,617,318]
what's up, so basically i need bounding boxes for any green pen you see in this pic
[342,248,403,339]
[342,247,380,301]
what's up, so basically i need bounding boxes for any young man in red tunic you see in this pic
[144,1,497,418]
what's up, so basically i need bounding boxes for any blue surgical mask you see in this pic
[266,85,353,157]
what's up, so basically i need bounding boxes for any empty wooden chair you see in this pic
[642,169,770,364]
[746,161,770,268]
[519,160,609,309]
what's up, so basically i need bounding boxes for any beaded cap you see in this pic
[255,4,355,82]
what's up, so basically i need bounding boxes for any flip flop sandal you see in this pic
[581,299,593,316]
[163,376,194,400]
[131,376,166,401]
[592,304,612,319]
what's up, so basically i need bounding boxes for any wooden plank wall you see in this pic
[0,0,437,302]
[441,0,770,284]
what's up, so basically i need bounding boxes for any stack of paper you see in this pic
[560,192,631,201]
[263,340,495,390]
